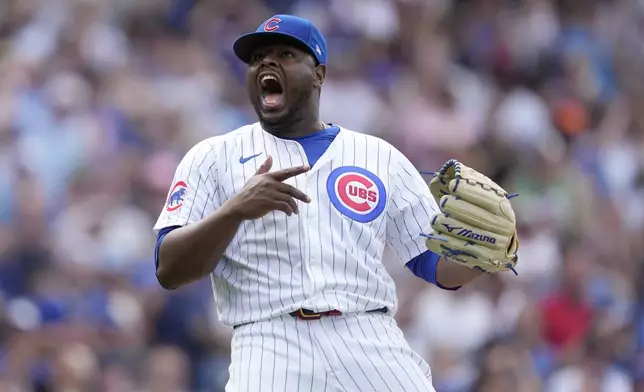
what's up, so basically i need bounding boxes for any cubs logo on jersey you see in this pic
[327,166,387,223]
[166,181,187,211]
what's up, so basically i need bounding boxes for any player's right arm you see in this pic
[155,152,311,290]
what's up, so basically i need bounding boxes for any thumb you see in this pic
[255,155,273,175]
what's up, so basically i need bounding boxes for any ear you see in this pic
[313,64,326,89]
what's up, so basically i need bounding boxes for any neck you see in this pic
[261,114,325,139]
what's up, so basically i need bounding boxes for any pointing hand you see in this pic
[228,155,311,220]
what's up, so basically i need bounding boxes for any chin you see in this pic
[257,105,291,126]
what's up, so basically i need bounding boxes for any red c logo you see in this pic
[263,17,281,32]
[336,174,378,213]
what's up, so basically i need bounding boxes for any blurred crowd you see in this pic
[0,0,642,391]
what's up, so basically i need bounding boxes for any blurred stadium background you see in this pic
[0,0,642,391]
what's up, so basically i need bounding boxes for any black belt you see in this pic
[233,307,388,329]
[289,306,388,320]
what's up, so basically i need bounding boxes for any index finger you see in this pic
[268,164,311,182]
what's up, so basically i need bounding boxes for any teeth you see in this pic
[261,75,277,85]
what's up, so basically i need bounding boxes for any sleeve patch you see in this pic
[166,181,188,211]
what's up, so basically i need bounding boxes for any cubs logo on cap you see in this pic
[166,181,187,211]
[263,17,281,31]
[327,167,386,223]
[233,14,327,65]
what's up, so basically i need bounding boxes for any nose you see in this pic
[260,52,279,68]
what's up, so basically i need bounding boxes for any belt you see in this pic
[233,307,388,329]
[289,307,388,320]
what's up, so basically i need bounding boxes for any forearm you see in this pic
[156,201,243,289]
[436,257,485,289]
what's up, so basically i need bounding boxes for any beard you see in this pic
[256,87,312,130]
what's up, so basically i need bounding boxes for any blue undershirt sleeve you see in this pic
[155,225,182,270]
[405,250,462,291]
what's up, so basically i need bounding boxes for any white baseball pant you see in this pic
[225,312,435,392]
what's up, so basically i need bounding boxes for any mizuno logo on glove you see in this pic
[456,229,497,244]
[441,224,462,233]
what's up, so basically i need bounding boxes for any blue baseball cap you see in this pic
[233,14,327,65]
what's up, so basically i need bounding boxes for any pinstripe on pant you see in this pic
[225,312,435,392]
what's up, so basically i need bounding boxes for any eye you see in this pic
[280,51,295,58]
[251,52,264,63]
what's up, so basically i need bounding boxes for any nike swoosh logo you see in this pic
[239,152,262,164]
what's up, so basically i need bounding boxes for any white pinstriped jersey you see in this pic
[153,123,439,327]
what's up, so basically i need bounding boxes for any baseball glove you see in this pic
[424,159,519,274]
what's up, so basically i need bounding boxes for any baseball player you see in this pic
[153,14,519,392]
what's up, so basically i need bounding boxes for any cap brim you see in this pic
[233,31,316,64]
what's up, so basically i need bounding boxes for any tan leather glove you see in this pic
[425,159,519,274]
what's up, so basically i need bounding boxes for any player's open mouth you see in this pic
[259,73,284,109]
